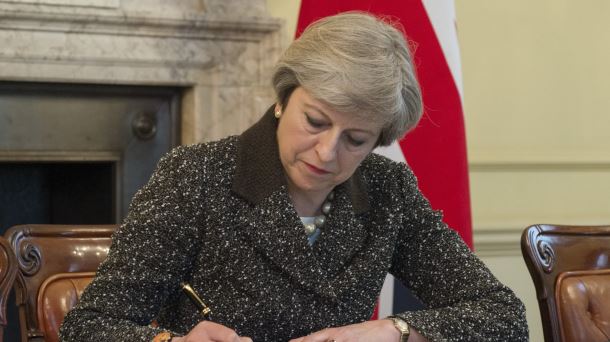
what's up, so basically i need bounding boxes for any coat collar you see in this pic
[232,105,370,214]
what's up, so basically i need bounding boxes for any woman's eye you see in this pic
[305,114,325,128]
[347,135,366,147]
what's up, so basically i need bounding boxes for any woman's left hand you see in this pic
[288,319,399,342]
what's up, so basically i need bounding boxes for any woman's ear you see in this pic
[274,103,282,119]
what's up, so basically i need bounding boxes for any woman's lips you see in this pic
[303,161,331,175]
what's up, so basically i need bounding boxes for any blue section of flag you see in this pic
[393,277,426,314]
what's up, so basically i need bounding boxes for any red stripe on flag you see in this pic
[296,0,472,247]
[394,2,472,248]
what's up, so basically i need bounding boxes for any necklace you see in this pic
[303,191,334,238]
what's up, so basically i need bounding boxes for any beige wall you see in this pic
[266,0,301,49]
[266,1,610,341]
[459,2,610,341]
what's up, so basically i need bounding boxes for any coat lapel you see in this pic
[312,173,370,276]
[239,189,338,299]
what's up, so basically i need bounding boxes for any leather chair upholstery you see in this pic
[0,237,18,342]
[556,269,610,341]
[522,224,610,342]
[4,224,116,342]
[37,272,95,342]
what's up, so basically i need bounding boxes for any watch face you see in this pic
[396,319,409,331]
[391,317,410,340]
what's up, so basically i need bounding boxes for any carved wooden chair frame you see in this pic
[521,224,610,342]
[0,237,18,342]
[4,224,116,341]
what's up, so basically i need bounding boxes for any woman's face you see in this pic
[276,87,382,199]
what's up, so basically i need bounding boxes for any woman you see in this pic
[60,12,528,342]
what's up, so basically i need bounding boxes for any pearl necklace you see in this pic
[303,191,334,238]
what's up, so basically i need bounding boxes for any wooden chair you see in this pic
[521,224,610,342]
[4,224,116,342]
[0,236,18,342]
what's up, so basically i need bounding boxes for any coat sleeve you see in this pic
[388,163,529,341]
[60,146,206,341]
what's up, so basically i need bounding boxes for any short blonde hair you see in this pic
[272,11,422,146]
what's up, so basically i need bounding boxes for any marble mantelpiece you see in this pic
[0,0,283,143]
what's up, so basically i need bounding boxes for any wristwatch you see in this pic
[152,331,173,342]
[388,316,410,342]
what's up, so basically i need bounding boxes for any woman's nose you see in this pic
[316,131,339,162]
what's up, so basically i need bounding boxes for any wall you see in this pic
[459,2,610,341]
[267,1,610,341]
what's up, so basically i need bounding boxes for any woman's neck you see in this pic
[287,187,331,217]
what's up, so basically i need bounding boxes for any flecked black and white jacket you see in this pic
[60,107,528,341]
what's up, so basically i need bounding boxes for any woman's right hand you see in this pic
[171,321,253,342]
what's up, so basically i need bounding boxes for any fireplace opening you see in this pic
[0,162,114,230]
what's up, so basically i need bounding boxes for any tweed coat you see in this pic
[60,107,528,341]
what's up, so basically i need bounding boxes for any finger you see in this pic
[195,321,239,342]
[209,330,239,342]
[239,337,253,342]
[296,332,334,342]
[305,337,334,342]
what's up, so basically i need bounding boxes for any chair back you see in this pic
[0,237,18,342]
[37,272,96,342]
[5,224,116,342]
[521,224,610,342]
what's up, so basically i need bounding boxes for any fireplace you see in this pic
[0,0,282,227]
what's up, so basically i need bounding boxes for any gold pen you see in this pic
[180,282,212,319]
